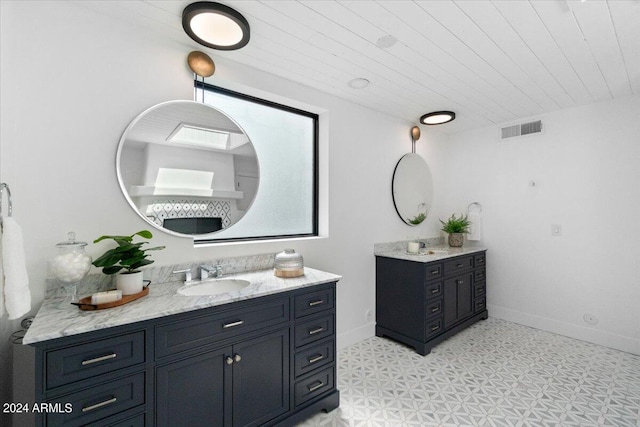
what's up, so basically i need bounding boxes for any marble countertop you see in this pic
[375,246,487,263]
[23,267,341,345]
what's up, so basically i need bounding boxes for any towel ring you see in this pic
[467,202,482,213]
[0,182,13,224]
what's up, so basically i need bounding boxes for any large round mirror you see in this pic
[392,153,434,226]
[117,100,259,237]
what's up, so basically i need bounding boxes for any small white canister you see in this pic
[274,249,304,278]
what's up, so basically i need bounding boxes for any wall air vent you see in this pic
[501,120,543,140]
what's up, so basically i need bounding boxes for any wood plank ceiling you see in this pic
[79,0,640,134]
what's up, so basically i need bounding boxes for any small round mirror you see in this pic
[117,100,259,237]
[392,153,434,226]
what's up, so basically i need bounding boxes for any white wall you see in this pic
[436,94,640,354]
[0,1,446,409]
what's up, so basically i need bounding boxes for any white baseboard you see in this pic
[488,304,640,356]
[337,322,375,351]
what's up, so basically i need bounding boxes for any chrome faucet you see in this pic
[201,264,223,280]
[172,268,192,282]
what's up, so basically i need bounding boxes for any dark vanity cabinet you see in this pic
[32,282,338,427]
[376,251,487,355]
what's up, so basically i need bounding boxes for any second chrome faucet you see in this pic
[200,264,223,280]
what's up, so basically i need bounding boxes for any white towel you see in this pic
[1,217,31,320]
[466,211,482,241]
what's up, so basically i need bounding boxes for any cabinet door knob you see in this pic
[234,354,242,363]
[457,280,464,285]
[226,356,234,365]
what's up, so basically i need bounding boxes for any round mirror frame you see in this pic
[392,153,434,226]
[116,100,259,238]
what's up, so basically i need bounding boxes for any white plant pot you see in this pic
[116,271,143,295]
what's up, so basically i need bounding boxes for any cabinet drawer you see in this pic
[424,264,442,281]
[474,298,486,313]
[294,366,335,407]
[295,314,334,348]
[45,372,145,427]
[156,298,289,359]
[443,256,474,275]
[475,268,486,282]
[46,331,145,390]
[295,286,335,319]
[425,318,442,340]
[474,253,486,267]
[474,281,486,298]
[105,412,146,427]
[425,299,442,319]
[294,339,334,378]
[425,282,442,301]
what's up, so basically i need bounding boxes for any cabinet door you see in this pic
[232,329,290,427]
[156,346,232,427]
[443,272,474,329]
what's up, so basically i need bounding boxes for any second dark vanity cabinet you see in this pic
[376,251,487,355]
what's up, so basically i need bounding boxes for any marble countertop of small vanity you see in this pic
[375,246,487,263]
[23,267,341,345]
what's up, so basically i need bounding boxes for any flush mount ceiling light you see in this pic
[182,2,250,50]
[420,111,456,125]
[348,78,370,89]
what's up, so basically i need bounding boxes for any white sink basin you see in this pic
[177,279,251,296]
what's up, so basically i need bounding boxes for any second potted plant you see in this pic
[440,214,471,247]
[92,230,165,295]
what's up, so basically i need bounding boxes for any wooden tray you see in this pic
[72,285,149,311]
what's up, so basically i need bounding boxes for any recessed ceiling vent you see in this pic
[501,120,543,140]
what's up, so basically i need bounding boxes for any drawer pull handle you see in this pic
[430,270,439,275]
[82,396,117,412]
[82,353,117,366]
[309,327,324,335]
[308,354,324,364]
[431,288,439,294]
[457,263,464,268]
[431,324,440,331]
[308,381,324,392]
[431,306,440,313]
[223,320,244,329]
[309,299,324,307]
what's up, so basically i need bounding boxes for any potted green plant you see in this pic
[439,214,471,247]
[92,230,165,295]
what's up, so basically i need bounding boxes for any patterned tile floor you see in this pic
[300,318,640,427]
